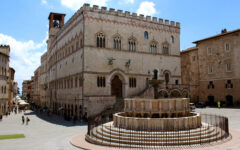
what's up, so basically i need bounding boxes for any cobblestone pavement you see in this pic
[0,108,240,150]
[0,110,87,150]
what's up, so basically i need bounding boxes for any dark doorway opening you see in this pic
[153,69,158,80]
[226,95,233,106]
[111,75,122,98]
[208,95,215,106]
[165,73,169,84]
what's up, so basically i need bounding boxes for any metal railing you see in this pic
[158,84,190,90]
[87,113,229,149]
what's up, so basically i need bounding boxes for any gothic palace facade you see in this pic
[34,4,187,119]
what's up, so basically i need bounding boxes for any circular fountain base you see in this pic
[85,98,230,148]
[113,112,201,131]
[85,121,228,148]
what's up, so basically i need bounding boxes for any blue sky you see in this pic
[0,0,239,92]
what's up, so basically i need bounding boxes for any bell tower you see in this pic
[48,12,66,41]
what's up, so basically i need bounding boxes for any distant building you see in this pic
[22,80,33,101]
[39,52,48,107]
[8,67,15,110]
[13,82,18,97]
[30,76,34,102]
[181,29,240,106]
[33,67,40,106]
[0,45,10,115]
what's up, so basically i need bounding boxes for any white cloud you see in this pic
[0,32,48,91]
[61,0,108,10]
[41,0,47,5]
[137,1,156,16]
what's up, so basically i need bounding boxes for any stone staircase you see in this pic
[86,122,227,148]
[95,98,124,118]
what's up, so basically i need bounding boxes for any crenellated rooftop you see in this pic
[0,44,10,57]
[52,3,180,49]
[0,45,10,48]
[82,4,180,28]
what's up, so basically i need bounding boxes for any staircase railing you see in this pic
[131,85,152,98]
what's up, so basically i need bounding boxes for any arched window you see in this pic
[113,35,121,50]
[96,32,105,48]
[128,37,136,51]
[150,42,157,54]
[170,35,174,43]
[162,43,169,55]
[165,73,169,84]
[144,31,148,39]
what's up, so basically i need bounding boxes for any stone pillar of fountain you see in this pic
[149,70,164,99]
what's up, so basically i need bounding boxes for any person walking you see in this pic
[22,116,25,124]
[26,117,30,125]
[218,101,221,109]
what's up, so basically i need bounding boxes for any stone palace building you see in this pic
[0,45,16,116]
[181,29,240,106]
[0,45,10,116]
[29,4,189,119]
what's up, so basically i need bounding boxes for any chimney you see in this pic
[221,29,227,34]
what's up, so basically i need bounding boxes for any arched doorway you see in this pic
[111,75,122,98]
[226,95,233,106]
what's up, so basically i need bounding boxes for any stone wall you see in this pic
[199,79,240,105]
[181,47,199,102]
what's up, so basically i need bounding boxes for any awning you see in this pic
[18,101,29,106]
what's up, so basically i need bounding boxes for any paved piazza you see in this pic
[1,108,240,150]
[0,110,87,150]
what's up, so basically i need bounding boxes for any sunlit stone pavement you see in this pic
[1,108,240,150]
[0,110,87,150]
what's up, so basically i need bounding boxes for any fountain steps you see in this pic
[97,125,216,139]
[103,122,213,135]
[86,124,225,147]
[93,126,220,142]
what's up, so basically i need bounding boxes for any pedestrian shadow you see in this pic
[24,111,87,127]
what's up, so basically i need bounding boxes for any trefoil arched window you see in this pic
[96,32,105,48]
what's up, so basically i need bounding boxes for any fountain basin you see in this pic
[124,98,190,117]
[113,112,201,131]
